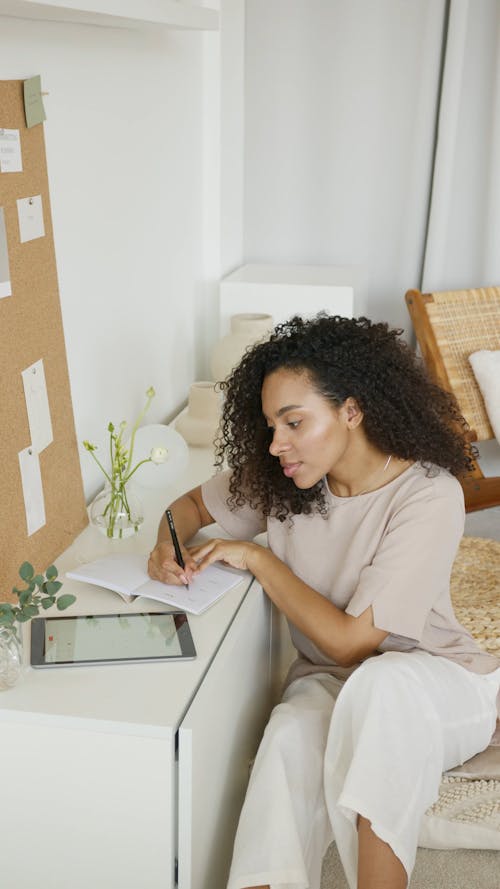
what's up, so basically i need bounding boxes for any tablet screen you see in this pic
[31,611,196,667]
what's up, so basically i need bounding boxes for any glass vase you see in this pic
[0,625,23,690]
[89,482,144,539]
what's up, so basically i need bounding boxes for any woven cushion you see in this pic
[419,776,500,850]
[426,287,500,441]
[419,536,500,850]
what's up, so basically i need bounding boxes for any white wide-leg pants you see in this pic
[226,651,500,889]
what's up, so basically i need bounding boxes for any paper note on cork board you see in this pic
[17,195,45,243]
[23,75,46,129]
[18,446,46,536]
[0,128,23,172]
[0,207,11,298]
[21,359,53,453]
[0,77,87,604]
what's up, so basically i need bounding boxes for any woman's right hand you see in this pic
[148,540,197,586]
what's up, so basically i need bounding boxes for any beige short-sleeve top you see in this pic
[201,463,499,683]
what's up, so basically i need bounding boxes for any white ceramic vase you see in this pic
[175,381,222,447]
[211,313,274,382]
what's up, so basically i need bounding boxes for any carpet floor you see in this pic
[321,842,500,888]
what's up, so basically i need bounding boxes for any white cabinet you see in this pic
[0,440,294,889]
[178,583,274,889]
[0,718,176,889]
[0,571,268,889]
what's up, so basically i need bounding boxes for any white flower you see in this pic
[150,446,168,464]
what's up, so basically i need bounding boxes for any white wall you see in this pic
[243,0,446,332]
[423,0,500,289]
[220,0,245,276]
[5,2,495,505]
[1,15,214,499]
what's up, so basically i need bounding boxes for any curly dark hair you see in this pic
[214,314,474,521]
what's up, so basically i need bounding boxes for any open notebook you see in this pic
[66,553,247,615]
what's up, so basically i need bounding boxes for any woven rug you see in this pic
[450,535,500,659]
[418,535,500,850]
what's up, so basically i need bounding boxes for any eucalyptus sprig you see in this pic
[0,563,76,633]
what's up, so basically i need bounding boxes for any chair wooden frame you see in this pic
[406,286,500,512]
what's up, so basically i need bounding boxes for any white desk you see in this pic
[0,442,293,889]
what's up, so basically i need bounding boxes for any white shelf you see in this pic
[223,263,361,287]
[0,0,219,30]
[218,262,357,336]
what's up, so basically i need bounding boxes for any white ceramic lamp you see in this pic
[126,424,189,489]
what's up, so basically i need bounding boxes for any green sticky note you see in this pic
[23,75,47,129]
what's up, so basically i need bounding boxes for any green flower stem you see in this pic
[109,429,114,475]
[102,479,136,538]
[87,448,112,485]
[125,390,154,476]
[110,484,125,538]
[121,484,131,520]
[84,388,155,537]
[123,457,152,483]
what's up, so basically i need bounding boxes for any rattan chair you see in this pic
[405,286,500,512]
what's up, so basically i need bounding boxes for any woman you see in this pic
[149,315,500,889]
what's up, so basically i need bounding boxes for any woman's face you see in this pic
[261,367,358,489]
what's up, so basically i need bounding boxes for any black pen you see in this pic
[165,509,189,589]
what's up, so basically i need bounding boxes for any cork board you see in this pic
[0,79,87,603]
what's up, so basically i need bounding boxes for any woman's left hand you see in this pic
[188,538,259,574]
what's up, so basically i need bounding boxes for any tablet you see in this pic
[30,611,196,667]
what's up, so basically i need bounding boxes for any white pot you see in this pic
[211,313,274,382]
[175,381,222,447]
